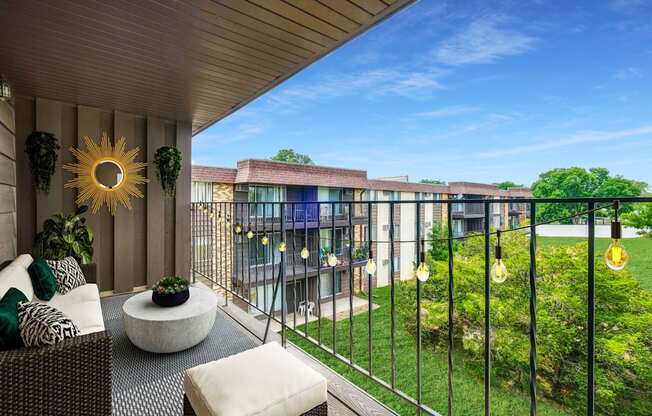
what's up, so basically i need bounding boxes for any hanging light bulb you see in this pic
[491,230,508,283]
[605,201,629,271]
[261,233,269,246]
[365,258,376,276]
[203,205,208,214]
[246,228,254,239]
[415,239,430,282]
[327,252,338,267]
[234,223,242,234]
[278,241,286,252]
[209,212,214,219]
[216,213,223,224]
[300,247,310,260]
[224,217,231,229]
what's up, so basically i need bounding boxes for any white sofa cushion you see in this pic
[44,284,104,335]
[0,262,34,301]
[13,253,34,270]
[184,342,327,416]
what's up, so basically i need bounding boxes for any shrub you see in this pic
[398,231,652,415]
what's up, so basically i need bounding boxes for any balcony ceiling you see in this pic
[0,0,413,134]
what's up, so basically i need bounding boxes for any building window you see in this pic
[248,232,281,266]
[320,271,342,299]
[251,283,283,313]
[192,182,213,202]
[320,228,344,255]
[248,185,284,217]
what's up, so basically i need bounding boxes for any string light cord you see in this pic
[224,202,614,245]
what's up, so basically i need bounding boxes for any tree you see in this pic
[270,149,314,165]
[398,231,652,415]
[427,222,458,261]
[494,181,523,190]
[420,178,446,185]
[623,203,652,237]
[531,167,646,223]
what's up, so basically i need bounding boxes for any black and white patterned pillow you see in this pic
[46,257,86,294]
[18,302,79,347]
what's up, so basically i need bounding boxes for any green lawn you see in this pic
[538,237,652,291]
[288,286,570,416]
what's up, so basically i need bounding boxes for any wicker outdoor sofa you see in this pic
[0,256,112,416]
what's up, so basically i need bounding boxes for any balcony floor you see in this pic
[102,291,389,415]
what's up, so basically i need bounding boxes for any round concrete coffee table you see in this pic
[123,284,217,353]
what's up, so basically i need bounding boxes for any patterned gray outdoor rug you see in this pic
[101,293,258,416]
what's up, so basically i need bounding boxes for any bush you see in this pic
[398,231,652,415]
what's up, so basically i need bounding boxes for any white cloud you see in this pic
[264,68,447,111]
[434,15,536,65]
[416,105,479,118]
[613,67,642,80]
[476,125,652,158]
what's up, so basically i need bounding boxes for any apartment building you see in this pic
[191,160,531,314]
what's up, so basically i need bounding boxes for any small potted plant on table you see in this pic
[151,276,190,307]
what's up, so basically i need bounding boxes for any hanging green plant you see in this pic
[25,131,60,193]
[153,146,182,198]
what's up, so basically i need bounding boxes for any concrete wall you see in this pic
[0,100,16,264]
[536,224,642,238]
[15,97,192,293]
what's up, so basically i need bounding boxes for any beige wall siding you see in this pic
[0,100,16,264]
[15,97,191,293]
[212,182,234,284]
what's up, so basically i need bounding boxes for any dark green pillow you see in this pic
[28,257,58,301]
[0,287,28,350]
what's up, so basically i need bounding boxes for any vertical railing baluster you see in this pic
[254,202,259,310]
[348,201,354,363]
[390,201,396,388]
[483,201,491,416]
[304,203,309,334]
[317,202,322,345]
[587,201,595,416]
[368,201,373,376]
[271,204,276,324]
[281,202,287,348]
[241,203,246,303]
[416,201,422,413]
[529,202,538,416]
[447,200,455,416]
[263,204,267,311]
[292,202,297,330]
[230,203,235,298]
[247,203,251,307]
[331,201,337,354]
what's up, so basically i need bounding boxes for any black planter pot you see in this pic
[152,288,190,307]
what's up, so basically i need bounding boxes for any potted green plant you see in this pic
[33,205,94,264]
[25,131,60,193]
[153,146,182,198]
[151,276,190,307]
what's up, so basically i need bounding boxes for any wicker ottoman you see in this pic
[183,342,328,416]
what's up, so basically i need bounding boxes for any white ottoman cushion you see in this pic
[184,342,327,416]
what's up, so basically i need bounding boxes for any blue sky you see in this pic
[193,0,652,187]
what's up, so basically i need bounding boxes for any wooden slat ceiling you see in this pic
[0,0,413,134]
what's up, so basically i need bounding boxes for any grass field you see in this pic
[289,285,570,416]
[538,236,652,291]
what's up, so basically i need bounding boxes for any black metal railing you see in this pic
[190,197,652,416]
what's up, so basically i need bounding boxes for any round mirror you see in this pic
[94,160,124,189]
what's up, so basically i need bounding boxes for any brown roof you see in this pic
[366,179,448,194]
[192,166,237,184]
[191,161,531,198]
[448,181,504,196]
[234,159,368,188]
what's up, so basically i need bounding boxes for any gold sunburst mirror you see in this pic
[64,133,147,215]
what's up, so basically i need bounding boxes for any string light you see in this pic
[278,242,286,252]
[261,233,269,246]
[415,239,430,282]
[605,201,629,271]
[491,230,508,283]
[246,228,254,239]
[300,247,310,260]
[234,223,242,234]
[365,258,376,276]
[327,253,338,267]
